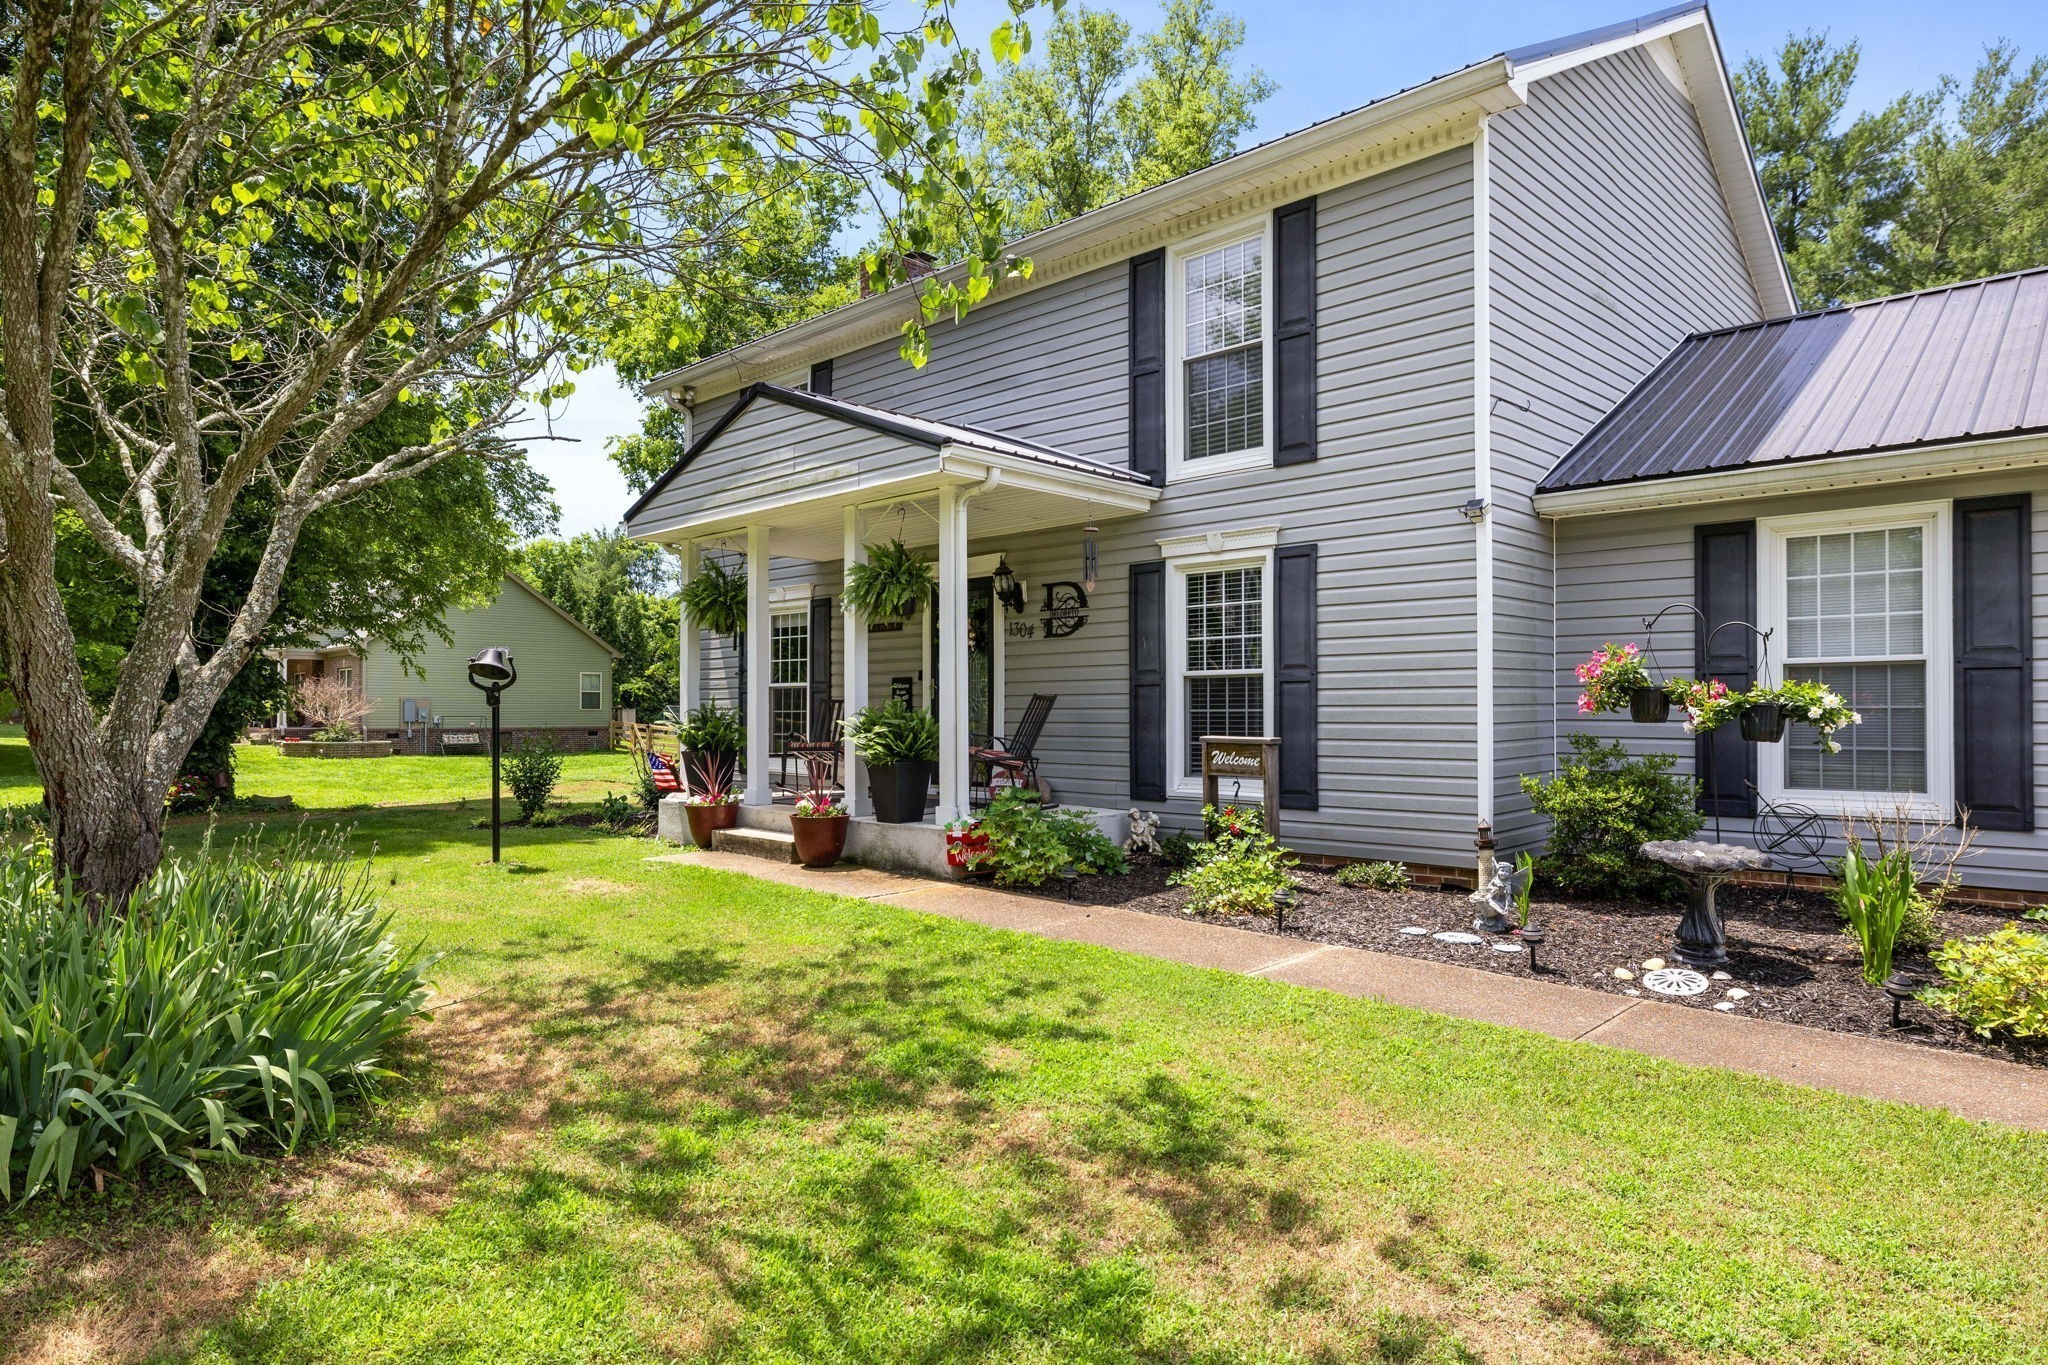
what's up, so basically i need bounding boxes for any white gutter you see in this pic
[1533,434,2048,519]
[1471,116,1496,837]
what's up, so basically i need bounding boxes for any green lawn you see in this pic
[2,733,2045,1363]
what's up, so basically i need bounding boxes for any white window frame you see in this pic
[578,671,602,711]
[1757,500,1952,819]
[768,608,809,747]
[1165,216,1274,483]
[1162,528,1279,798]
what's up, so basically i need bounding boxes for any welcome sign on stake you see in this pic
[1200,736,1282,837]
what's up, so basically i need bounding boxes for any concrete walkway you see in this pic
[654,850,2048,1131]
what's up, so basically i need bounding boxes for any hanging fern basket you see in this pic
[680,556,748,638]
[844,539,936,623]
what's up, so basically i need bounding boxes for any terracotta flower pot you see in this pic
[1629,687,1671,724]
[684,802,739,846]
[789,813,850,867]
[1740,702,1786,743]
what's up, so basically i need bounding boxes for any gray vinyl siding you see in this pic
[361,577,614,732]
[1485,46,1766,849]
[1554,473,2048,895]
[831,267,1131,466]
[766,149,1480,863]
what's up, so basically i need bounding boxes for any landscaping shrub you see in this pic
[595,792,636,830]
[310,721,362,743]
[973,788,1126,888]
[1335,860,1408,892]
[1925,925,2048,1040]
[1835,839,1917,984]
[1519,733,1701,899]
[0,832,433,1203]
[505,739,564,820]
[1156,830,1201,870]
[1172,804,1297,917]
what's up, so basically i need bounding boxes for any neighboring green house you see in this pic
[274,575,621,753]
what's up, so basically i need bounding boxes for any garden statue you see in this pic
[1125,809,1162,856]
[1471,858,1517,935]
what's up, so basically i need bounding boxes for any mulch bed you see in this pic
[1032,858,2044,1067]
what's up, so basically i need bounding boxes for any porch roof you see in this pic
[622,384,1158,560]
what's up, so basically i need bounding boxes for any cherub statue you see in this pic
[1470,858,1517,934]
[1124,808,1161,856]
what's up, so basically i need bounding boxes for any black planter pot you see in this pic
[867,760,936,823]
[1629,687,1672,724]
[1740,702,1786,744]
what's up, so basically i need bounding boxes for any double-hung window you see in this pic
[769,610,809,751]
[579,671,602,711]
[1169,226,1270,478]
[1163,529,1277,793]
[1761,503,1951,814]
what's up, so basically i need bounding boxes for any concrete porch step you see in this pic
[710,826,800,863]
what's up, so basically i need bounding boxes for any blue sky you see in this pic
[518,0,2048,536]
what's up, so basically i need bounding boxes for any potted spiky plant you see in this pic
[788,752,850,867]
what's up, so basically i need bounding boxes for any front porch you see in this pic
[626,384,1158,839]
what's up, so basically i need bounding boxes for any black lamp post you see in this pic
[466,647,517,862]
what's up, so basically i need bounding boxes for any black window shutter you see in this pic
[1272,198,1317,467]
[809,594,833,737]
[1128,250,1166,486]
[1274,543,1319,809]
[1955,495,2033,831]
[808,359,833,396]
[1695,521,1757,817]
[1130,560,1167,801]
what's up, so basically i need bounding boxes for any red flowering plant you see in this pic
[1574,642,1656,715]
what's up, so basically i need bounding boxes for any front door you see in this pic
[931,577,997,740]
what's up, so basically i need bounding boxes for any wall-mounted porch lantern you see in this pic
[992,556,1026,615]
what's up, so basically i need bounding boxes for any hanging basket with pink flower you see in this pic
[1574,642,1672,722]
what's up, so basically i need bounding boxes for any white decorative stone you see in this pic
[1641,957,1666,971]
[1711,971,1733,981]
[1643,967,1710,997]
[1399,926,1429,936]
[1491,941,1524,954]
[1624,988,1641,996]
[1713,1001,1736,1011]
[1433,931,1485,946]
[1725,988,1749,1001]
[1613,968,1635,981]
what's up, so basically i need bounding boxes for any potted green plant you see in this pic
[787,753,850,867]
[1574,642,1671,723]
[678,701,744,788]
[680,556,748,638]
[680,750,740,846]
[844,539,936,623]
[844,700,939,822]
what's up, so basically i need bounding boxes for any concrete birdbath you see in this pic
[1640,839,1769,969]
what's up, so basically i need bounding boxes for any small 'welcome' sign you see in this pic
[1199,735,1281,836]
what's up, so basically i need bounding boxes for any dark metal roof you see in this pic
[1505,1,1704,64]
[621,384,1150,524]
[1541,268,2048,493]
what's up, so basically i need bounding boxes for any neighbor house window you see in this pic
[1762,503,1950,812]
[769,610,808,750]
[1162,529,1277,793]
[338,666,354,691]
[579,671,602,710]
[1170,226,1268,477]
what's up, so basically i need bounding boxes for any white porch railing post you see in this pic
[841,507,870,817]
[743,523,772,805]
[935,485,970,824]
[676,538,699,718]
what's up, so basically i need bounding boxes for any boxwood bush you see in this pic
[1520,732,1702,900]
[0,832,433,1204]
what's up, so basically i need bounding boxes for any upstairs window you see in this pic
[1169,226,1269,478]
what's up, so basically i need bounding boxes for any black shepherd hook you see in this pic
[1639,603,1777,842]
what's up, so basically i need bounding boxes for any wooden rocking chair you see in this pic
[970,693,1057,810]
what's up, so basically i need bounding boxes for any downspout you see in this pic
[1471,116,1497,869]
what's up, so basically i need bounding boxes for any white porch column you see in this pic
[841,508,870,817]
[934,485,971,823]
[676,538,700,717]
[276,654,288,728]
[743,523,772,805]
